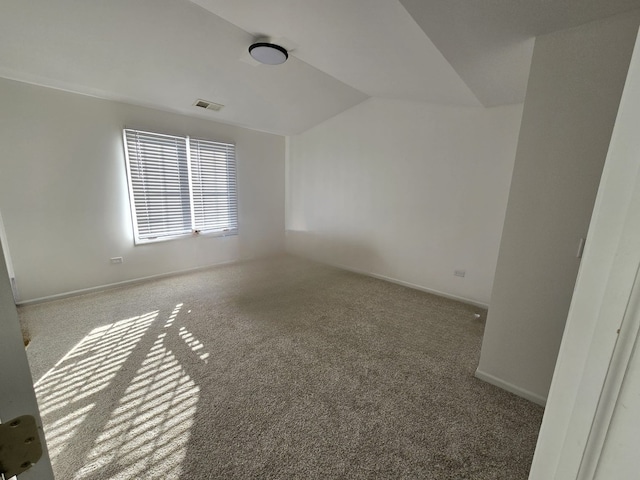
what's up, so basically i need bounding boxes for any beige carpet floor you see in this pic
[21,255,543,479]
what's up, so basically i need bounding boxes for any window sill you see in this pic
[134,230,238,246]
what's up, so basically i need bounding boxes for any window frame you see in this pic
[122,128,238,245]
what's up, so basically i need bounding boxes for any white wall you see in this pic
[286,98,523,306]
[0,78,285,302]
[530,29,640,479]
[477,11,640,406]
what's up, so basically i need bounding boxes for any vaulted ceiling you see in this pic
[1,0,639,135]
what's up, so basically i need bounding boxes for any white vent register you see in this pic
[193,99,224,112]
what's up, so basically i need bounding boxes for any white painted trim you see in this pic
[578,267,640,479]
[0,233,54,478]
[302,257,489,309]
[359,269,489,309]
[529,28,640,480]
[20,252,487,310]
[0,210,15,280]
[475,368,547,406]
[16,259,238,306]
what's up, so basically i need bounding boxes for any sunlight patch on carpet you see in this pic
[33,303,212,479]
[74,333,199,479]
[35,311,158,419]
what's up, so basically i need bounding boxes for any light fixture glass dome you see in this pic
[249,42,288,65]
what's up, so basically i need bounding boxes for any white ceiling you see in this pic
[191,0,480,107]
[400,0,640,106]
[0,0,367,135]
[1,0,640,135]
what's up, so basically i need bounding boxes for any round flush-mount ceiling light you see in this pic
[248,42,288,65]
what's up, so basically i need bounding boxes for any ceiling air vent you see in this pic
[193,99,224,112]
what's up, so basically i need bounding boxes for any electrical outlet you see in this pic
[454,269,466,278]
[110,257,123,264]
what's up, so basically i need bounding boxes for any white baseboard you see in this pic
[290,254,489,309]
[354,269,489,309]
[16,259,238,306]
[18,252,488,312]
[475,368,547,406]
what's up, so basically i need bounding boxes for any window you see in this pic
[123,129,238,244]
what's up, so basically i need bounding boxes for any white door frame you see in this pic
[0,237,54,479]
[529,27,640,480]
[0,208,17,301]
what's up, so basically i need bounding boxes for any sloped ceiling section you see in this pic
[0,0,484,136]
[190,0,481,107]
[400,0,640,106]
[0,0,367,135]
[3,0,640,133]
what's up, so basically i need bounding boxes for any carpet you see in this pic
[20,255,543,479]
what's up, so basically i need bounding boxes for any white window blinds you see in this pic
[123,129,238,244]
[189,138,238,234]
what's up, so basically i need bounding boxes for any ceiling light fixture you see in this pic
[248,42,288,65]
